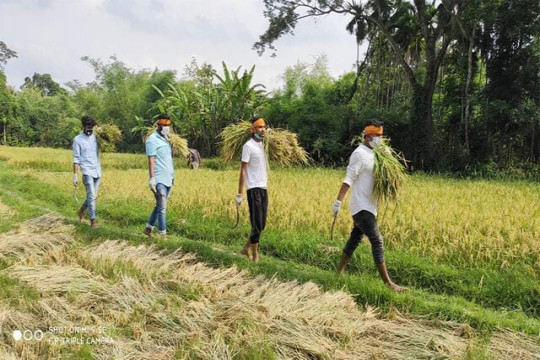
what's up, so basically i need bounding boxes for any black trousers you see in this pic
[247,188,268,244]
[343,210,385,264]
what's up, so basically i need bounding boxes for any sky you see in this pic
[0,0,366,92]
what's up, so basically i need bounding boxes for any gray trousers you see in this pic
[343,210,385,264]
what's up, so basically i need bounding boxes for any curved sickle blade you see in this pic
[330,214,337,241]
[73,186,79,204]
[232,204,240,229]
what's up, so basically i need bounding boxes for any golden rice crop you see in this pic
[1,146,539,270]
[0,145,148,170]
[219,121,308,166]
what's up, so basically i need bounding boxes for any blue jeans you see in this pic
[82,175,101,220]
[146,183,172,234]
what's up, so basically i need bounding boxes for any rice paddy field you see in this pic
[0,145,539,359]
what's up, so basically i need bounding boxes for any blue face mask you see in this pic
[254,133,264,140]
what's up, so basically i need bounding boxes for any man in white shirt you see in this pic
[73,115,101,228]
[332,119,406,293]
[236,117,268,263]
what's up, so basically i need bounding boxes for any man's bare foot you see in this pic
[90,220,98,229]
[252,253,259,263]
[240,247,251,260]
[144,227,152,237]
[386,282,407,293]
[76,208,84,223]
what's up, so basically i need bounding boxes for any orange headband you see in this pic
[157,118,171,126]
[250,118,266,133]
[252,118,266,128]
[363,125,383,136]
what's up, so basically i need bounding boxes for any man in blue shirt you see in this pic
[144,114,174,237]
[73,115,101,228]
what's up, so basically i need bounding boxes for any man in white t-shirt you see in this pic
[332,118,406,293]
[236,117,268,263]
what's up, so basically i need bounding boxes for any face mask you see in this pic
[369,136,382,148]
[84,129,93,136]
[254,133,264,140]
[160,126,170,137]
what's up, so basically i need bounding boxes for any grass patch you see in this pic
[0,155,539,336]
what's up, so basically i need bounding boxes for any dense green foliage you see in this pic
[0,0,539,175]
[255,0,540,172]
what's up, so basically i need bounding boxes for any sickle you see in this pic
[330,214,337,241]
[232,204,240,229]
[73,185,79,204]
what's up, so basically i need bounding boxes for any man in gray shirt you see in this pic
[73,115,101,228]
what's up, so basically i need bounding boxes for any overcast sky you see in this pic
[1,0,365,92]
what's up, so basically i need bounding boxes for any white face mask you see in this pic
[369,136,382,148]
[160,126,170,137]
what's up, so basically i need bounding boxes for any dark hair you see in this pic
[81,115,96,127]
[250,116,262,124]
[157,114,171,120]
[365,118,383,127]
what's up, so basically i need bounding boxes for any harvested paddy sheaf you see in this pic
[0,215,539,359]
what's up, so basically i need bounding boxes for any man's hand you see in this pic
[149,177,157,193]
[332,199,342,216]
[73,174,79,187]
[235,194,243,206]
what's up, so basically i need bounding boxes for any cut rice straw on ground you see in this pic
[1,215,539,359]
[0,214,74,261]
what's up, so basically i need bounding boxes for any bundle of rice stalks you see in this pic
[373,139,408,203]
[143,127,190,158]
[219,121,252,163]
[266,128,309,166]
[95,124,122,153]
[168,133,190,158]
[219,121,308,166]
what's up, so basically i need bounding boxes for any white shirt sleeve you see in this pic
[241,143,251,163]
[73,137,81,164]
[343,151,364,186]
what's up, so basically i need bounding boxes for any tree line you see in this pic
[0,0,538,176]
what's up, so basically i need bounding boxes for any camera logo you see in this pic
[13,330,44,341]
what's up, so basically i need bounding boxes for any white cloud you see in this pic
[0,0,366,92]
